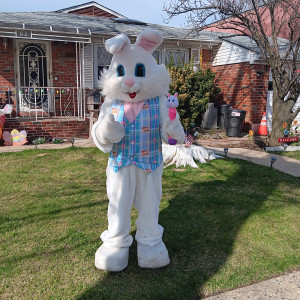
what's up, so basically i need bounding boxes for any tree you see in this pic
[168,62,221,131]
[164,0,300,145]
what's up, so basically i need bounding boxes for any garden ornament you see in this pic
[92,29,185,272]
[166,92,179,145]
[0,104,12,140]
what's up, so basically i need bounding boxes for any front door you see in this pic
[16,40,52,114]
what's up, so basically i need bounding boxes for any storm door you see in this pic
[16,40,52,114]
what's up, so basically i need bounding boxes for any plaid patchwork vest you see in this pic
[109,97,163,174]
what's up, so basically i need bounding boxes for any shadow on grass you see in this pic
[75,159,280,300]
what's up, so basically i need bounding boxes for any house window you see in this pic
[96,46,113,81]
[152,50,161,64]
[165,49,188,67]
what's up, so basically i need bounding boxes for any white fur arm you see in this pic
[91,100,125,153]
[160,96,185,144]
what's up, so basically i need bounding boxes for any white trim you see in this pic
[57,2,126,18]
[163,48,189,66]
[212,41,260,66]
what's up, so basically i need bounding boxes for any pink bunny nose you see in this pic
[125,78,134,87]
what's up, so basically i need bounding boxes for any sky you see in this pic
[0,0,188,28]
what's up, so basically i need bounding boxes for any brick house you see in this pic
[0,1,297,142]
[0,1,221,142]
[205,2,300,132]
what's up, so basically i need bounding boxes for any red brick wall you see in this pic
[51,41,77,87]
[4,118,89,140]
[202,49,213,66]
[0,38,15,87]
[212,62,270,125]
[51,42,78,115]
[0,38,17,115]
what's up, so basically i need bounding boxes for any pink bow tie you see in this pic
[124,101,144,123]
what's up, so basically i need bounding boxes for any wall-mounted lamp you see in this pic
[256,71,263,77]
[54,75,58,81]
[3,38,8,49]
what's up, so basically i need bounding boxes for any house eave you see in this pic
[0,24,91,43]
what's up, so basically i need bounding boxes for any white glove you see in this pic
[165,120,185,144]
[95,114,125,145]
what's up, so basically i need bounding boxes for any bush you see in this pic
[168,63,221,131]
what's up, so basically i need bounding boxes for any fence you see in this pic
[0,86,86,121]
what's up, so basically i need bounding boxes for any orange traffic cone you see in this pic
[258,112,268,135]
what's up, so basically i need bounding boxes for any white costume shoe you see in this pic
[95,244,129,272]
[137,241,170,269]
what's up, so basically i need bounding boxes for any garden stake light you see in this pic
[224,148,229,157]
[283,143,288,153]
[71,137,75,147]
[33,140,37,150]
[208,150,212,161]
[270,157,277,168]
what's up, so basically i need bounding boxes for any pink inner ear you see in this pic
[137,37,159,52]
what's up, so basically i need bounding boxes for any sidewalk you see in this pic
[0,138,95,153]
[204,270,300,300]
[207,146,300,177]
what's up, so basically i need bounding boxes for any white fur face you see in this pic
[100,44,170,103]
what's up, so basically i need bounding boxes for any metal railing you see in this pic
[0,86,86,121]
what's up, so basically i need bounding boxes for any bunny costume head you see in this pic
[100,29,170,103]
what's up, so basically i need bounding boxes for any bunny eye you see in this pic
[135,63,145,77]
[117,65,125,77]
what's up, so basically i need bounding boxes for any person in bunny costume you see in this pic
[92,28,185,272]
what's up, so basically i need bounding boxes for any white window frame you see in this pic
[163,48,189,67]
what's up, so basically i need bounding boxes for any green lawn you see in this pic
[1,147,299,300]
[271,150,300,161]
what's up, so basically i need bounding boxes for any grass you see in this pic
[269,150,300,161]
[0,147,299,300]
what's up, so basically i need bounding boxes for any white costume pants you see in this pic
[100,163,164,248]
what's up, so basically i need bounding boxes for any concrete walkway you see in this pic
[0,139,299,299]
[204,270,300,300]
[0,138,95,153]
[208,147,300,177]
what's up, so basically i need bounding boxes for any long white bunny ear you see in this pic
[105,33,131,54]
[135,29,163,53]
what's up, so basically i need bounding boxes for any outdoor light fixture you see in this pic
[71,137,75,147]
[208,150,212,161]
[283,143,288,153]
[224,147,229,157]
[54,75,58,81]
[270,157,277,168]
[3,38,8,49]
[33,139,37,150]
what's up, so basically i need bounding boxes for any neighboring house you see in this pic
[205,2,300,132]
[212,34,300,132]
[0,1,218,140]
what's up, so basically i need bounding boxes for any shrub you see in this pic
[168,63,221,131]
